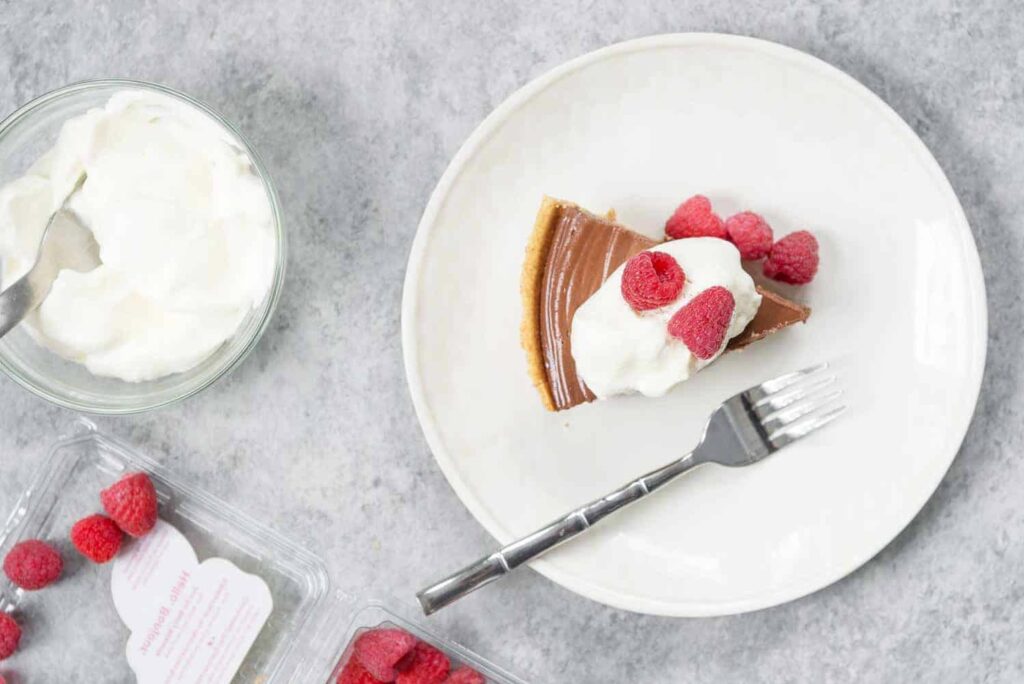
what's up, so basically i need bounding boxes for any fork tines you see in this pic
[744,363,845,450]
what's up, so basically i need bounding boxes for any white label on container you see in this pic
[111,520,274,684]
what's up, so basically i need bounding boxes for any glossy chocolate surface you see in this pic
[538,205,655,409]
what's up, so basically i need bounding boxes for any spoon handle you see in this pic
[0,267,51,339]
[0,176,92,339]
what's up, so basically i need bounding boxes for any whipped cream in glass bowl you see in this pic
[0,80,285,413]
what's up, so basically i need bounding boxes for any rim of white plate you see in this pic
[401,33,988,616]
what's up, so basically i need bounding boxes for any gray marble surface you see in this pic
[0,1,1022,682]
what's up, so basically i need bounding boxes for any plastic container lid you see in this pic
[0,419,526,683]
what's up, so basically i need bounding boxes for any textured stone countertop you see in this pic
[1,1,1022,682]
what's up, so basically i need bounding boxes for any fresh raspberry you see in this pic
[667,286,735,360]
[71,514,123,564]
[101,472,158,538]
[763,231,819,284]
[444,667,485,684]
[3,539,63,591]
[353,628,418,681]
[724,211,773,260]
[0,673,6,684]
[339,658,386,684]
[665,195,726,240]
[396,642,450,684]
[620,251,685,312]
[0,613,20,660]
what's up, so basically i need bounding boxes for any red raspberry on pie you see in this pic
[665,195,726,240]
[763,231,819,284]
[620,251,685,312]
[667,286,736,359]
[724,211,773,260]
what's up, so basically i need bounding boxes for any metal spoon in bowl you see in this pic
[0,174,100,339]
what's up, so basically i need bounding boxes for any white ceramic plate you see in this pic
[402,34,986,616]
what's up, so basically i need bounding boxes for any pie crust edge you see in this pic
[519,195,561,411]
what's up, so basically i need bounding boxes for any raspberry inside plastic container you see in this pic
[318,600,526,684]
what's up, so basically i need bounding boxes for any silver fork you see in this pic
[416,363,844,615]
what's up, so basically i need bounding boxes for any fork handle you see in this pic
[417,451,700,615]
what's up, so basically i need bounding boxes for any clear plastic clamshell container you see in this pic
[0,420,526,683]
[304,597,527,684]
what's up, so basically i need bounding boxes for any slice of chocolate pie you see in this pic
[521,197,811,411]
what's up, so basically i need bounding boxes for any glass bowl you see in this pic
[0,79,286,413]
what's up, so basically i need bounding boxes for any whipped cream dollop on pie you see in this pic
[571,238,761,399]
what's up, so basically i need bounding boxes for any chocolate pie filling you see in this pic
[538,206,657,409]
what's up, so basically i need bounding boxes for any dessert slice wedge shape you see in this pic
[520,197,811,411]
